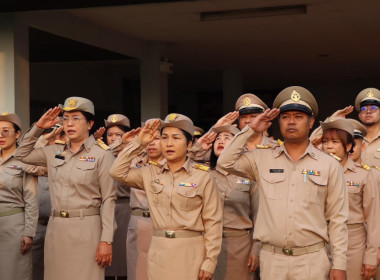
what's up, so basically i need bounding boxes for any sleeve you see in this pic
[325,161,349,270]
[362,170,380,265]
[200,174,223,274]
[14,125,48,167]
[187,141,211,162]
[22,172,39,237]
[109,136,147,190]
[108,137,127,157]
[217,126,257,181]
[98,151,117,242]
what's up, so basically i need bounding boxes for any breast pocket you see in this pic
[346,185,360,195]
[50,159,65,182]
[149,182,165,207]
[261,172,286,199]
[303,175,327,204]
[374,150,380,159]
[176,187,201,210]
[231,183,251,203]
[4,168,23,187]
[75,161,96,185]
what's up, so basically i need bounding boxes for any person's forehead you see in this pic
[107,126,124,133]
[0,120,13,128]
[63,111,83,116]
[280,110,309,116]
[217,132,233,137]
[161,127,182,134]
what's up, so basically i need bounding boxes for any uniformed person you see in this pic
[109,114,223,280]
[355,88,380,166]
[14,97,117,280]
[104,114,131,280]
[0,113,39,280]
[193,126,205,142]
[320,117,379,280]
[218,86,349,280]
[190,125,259,280]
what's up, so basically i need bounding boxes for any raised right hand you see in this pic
[36,107,62,129]
[121,128,141,144]
[249,108,280,133]
[331,106,354,118]
[196,131,217,151]
[138,119,161,145]
[214,111,239,128]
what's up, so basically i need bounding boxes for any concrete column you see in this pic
[140,42,168,121]
[223,68,243,113]
[0,13,30,130]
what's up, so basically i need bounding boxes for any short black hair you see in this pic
[13,123,21,133]
[80,111,96,135]
[104,125,130,145]
[161,127,193,145]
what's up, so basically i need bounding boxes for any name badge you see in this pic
[270,169,284,173]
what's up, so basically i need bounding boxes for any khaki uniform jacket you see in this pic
[343,158,379,265]
[362,133,380,167]
[0,153,39,237]
[217,126,349,270]
[109,136,223,274]
[14,125,117,242]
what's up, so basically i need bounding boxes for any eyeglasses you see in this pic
[0,129,16,137]
[61,116,83,124]
[360,105,379,113]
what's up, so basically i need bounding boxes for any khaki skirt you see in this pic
[44,215,103,280]
[0,212,32,280]
[147,235,205,280]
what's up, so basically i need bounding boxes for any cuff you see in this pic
[363,251,378,266]
[23,229,36,238]
[332,257,347,271]
[250,240,261,256]
[200,259,217,274]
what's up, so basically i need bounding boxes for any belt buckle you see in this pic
[143,211,150,218]
[60,211,69,218]
[282,248,293,256]
[165,230,175,238]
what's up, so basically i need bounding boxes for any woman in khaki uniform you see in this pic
[110,114,223,280]
[190,125,259,280]
[14,97,117,280]
[320,117,379,280]
[0,113,39,280]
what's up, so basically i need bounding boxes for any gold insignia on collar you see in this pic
[243,97,251,106]
[97,139,109,150]
[367,90,374,97]
[55,140,66,145]
[194,163,210,171]
[361,162,371,170]
[1,112,9,116]
[329,118,335,122]
[68,98,78,108]
[110,115,118,123]
[291,90,301,102]
[373,165,380,171]
[148,160,162,167]
[256,144,272,149]
[168,113,178,121]
[277,139,284,146]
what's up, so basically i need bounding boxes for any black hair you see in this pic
[104,125,130,145]
[160,127,193,145]
[80,111,96,135]
[12,123,21,133]
[209,145,218,169]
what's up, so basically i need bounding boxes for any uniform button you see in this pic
[222,192,225,195]
[289,199,293,202]
[289,232,292,235]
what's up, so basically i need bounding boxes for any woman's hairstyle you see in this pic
[161,127,193,145]
[323,128,355,154]
[104,125,130,145]
[81,111,96,135]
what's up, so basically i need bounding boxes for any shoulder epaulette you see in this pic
[277,139,284,146]
[97,139,109,150]
[372,165,380,172]
[194,163,210,171]
[148,160,162,167]
[256,144,272,149]
[55,140,66,145]
[361,162,371,171]
[328,153,342,162]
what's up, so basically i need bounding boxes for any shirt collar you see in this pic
[344,158,356,172]
[274,141,318,160]
[160,157,192,174]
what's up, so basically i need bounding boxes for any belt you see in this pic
[38,220,49,226]
[347,223,364,230]
[51,208,100,218]
[0,208,24,217]
[116,197,130,203]
[153,230,202,239]
[131,209,151,218]
[262,241,325,256]
[223,228,250,238]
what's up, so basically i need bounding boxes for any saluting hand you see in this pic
[249,108,280,133]
[311,136,322,148]
[361,264,376,280]
[122,128,142,144]
[214,111,239,128]
[94,127,105,140]
[138,119,161,145]
[196,131,217,151]
[331,106,354,118]
[198,269,213,280]
[96,241,112,267]
[21,236,33,254]
[36,107,62,129]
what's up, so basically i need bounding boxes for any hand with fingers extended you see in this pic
[331,106,354,118]
[214,111,240,128]
[311,136,322,148]
[36,107,62,129]
[43,125,64,143]
[94,127,105,140]
[249,109,280,133]
[138,119,162,145]
[96,241,112,268]
[196,131,217,151]
[121,128,142,144]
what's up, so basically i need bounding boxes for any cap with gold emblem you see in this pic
[0,112,22,129]
[194,126,205,137]
[273,86,318,116]
[212,125,240,136]
[347,118,367,138]
[162,113,194,136]
[104,114,130,128]
[62,97,95,115]
[354,88,380,111]
[235,93,268,115]
[143,118,164,130]
[320,117,354,137]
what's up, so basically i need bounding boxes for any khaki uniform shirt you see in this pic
[243,133,280,152]
[343,158,379,265]
[0,153,39,237]
[14,125,117,242]
[109,136,223,274]
[362,133,380,167]
[217,126,349,270]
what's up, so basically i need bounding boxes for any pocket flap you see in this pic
[76,161,96,170]
[234,183,251,192]
[307,175,327,186]
[150,182,165,194]
[176,187,197,198]
[261,171,285,183]
[51,158,65,168]
[5,167,23,176]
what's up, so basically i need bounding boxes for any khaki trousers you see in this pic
[32,223,48,280]
[127,214,153,280]
[260,247,330,280]
[347,225,366,280]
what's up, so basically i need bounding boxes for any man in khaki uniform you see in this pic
[218,86,349,280]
